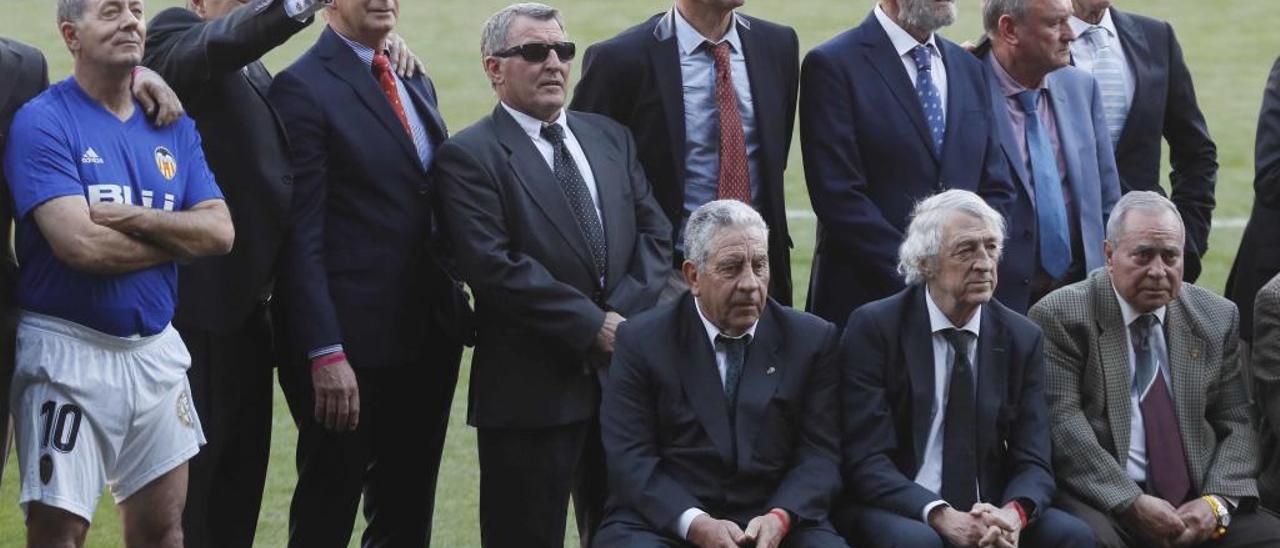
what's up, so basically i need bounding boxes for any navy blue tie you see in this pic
[909,45,945,155]
[1016,89,1071,279]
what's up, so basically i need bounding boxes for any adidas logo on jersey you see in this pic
[81,148,104,165]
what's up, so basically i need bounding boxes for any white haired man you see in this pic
[836,189,1092,547]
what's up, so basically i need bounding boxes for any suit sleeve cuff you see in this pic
[282,0,328,21]
[307,344,344,360]
[922,500,948,523]
[677,508,707,540]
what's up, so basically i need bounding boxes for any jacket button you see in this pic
[282,175,293,185]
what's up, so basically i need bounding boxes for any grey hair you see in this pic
[481,3,565,57]
[684,200,769,268]
[1105,191,1184,245]
[983,0,1031,36]
[57,0,89,23]
[898,189,1006,285]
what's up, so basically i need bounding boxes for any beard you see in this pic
[899,0,958,33]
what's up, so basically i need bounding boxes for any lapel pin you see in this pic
[1192,348,1201,359]
[766,366,777,375]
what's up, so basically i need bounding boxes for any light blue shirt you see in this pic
[669,7,761,248]
[334,30,435,170]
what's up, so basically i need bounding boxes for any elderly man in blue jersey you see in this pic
[1,0,234,546]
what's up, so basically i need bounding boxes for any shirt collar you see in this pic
[1112,285,1167,328]
[333,28,384,67]
[987,51,1047,99]
[873,3,939,59]
[924,285,982,337]
[671,5,745,57]
[694,297,759,348]
[1069,7,1117,40]
[500,102,568,142]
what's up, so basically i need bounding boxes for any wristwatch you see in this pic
[1202,495,1230,539]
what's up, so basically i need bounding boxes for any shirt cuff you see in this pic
[922,500,949,523]
[283,0,328,21]
[678,508,707,540]
[1216,495,1239,513]
[307,344,344,360]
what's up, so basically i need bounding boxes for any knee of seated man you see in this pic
[1028,508,1097,548]
[841,518,941,548]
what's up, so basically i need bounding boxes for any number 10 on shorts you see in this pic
[39,401,83,453]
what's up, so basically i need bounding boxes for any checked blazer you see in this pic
[1028,269,1258,514]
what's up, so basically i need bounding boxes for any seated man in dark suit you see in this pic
[1031,191,1280,547]
[598,199,846,548]
[1250,271,1280,512]
[837,190,1092,548]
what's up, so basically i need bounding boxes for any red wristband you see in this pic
[768,508,791,537]
[311,351,347,372]
[1005,501,1028,528]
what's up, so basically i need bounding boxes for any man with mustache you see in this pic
[572,0,800,306]
[268,0,471,545]
[3,0,235,545]
[976,0,1120,314]
[435,3,671,546]
[1030,191,1280,547]
[836,190,1092,547]
[800,0,1014,329]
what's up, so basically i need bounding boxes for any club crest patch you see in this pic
[176,390,193,428]
[154,146,177,181]
[39,454,52,485]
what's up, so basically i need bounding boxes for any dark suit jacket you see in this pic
[601,293,841,531]
[1030,270,1257,513]
[980,54,1122,314]
[435,105,671,429]
[1250,272,1280,510]
[1226,56,1280,342]
[269,26,468,368]
[1108,9,1217,282]
[144,1,307,332]
[0,38,47,318]
[800,13,1014,328]
[839,285,1055,520]
[571,11,798,305]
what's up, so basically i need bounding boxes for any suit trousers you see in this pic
[593,507,849,548]
[834,504,1094,548]
[178,305,275,548]
[1056,490,1280,548]
[279,344,461,548]
[478,419,607,548]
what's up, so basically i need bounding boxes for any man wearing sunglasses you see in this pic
[435,3,671,547]
[573,0,800,307]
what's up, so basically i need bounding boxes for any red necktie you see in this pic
[372,53,412,139]
[710,41,751,204]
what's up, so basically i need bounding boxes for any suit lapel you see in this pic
[1111,9,1149,148]
[984,57,1033,196]
[740,18,780,185]
[904,286,937,466]
[860,15,937,162]
[494,106,596,274]
[734,304,782,471]
[1047,73,1085,224]
[1094,274,1136,463]
[976,307,1008,467]
[675,295,735,466]
[650,15,688,192]
[404,76,448,146]
[317,27,423,170]
[567,113,626,287]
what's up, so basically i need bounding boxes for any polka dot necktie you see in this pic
[540,124,608,283]
[910,45,945,155]
[708,41,751,204]
[372,53,412,139]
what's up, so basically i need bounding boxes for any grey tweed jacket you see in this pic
[1029,269,1258,514]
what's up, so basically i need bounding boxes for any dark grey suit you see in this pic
[0,36,47,486]
[436,105,671,546]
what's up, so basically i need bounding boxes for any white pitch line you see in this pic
[786,209,1249,229]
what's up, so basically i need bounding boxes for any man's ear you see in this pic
[682,260,699,294]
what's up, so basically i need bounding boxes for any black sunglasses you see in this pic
[493,41,576,62]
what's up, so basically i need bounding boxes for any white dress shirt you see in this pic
[500,103,603,223]
[1069,9,1136,111]
[873,3,949,122]
[676,299,761,539]
[1113,287,1169,484]
[917,288,981,521]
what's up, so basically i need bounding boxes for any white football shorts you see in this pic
[10,312,205,522]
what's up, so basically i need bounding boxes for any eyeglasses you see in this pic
[492,41,576,63]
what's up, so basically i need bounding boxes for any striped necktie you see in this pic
[1083,26,1130,146]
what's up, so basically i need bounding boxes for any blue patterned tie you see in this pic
[1016,90,1071,279]
[910,45,945,155]
[1083,26,1129,146]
